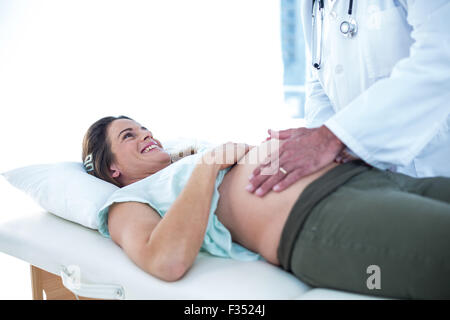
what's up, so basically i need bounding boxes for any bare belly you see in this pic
[216,139,339,265]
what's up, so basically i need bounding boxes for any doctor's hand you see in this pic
[246,126,344,197]
[335,148,359,164]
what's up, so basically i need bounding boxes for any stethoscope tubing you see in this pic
[311,0,356,70]
[311,0,324,69]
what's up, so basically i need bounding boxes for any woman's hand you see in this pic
[201,142,252,170]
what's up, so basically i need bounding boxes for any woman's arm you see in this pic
[108,161,220,282]
[108,142,250,282]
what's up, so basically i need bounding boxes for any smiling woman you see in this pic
[0,0,286,300]
[82,115,197,187]
[82,115,450,298]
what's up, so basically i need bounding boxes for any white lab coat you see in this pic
[300,0,450,177]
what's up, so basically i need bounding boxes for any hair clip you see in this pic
[84,153,94,172]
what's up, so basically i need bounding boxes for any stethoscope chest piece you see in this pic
[340,18,357,38]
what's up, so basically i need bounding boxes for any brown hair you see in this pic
[82,115,197,187]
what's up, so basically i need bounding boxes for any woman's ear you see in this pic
[110,163,121,178]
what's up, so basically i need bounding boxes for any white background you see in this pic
[0,0,302,299]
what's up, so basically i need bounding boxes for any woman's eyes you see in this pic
[122,127,149,140]
[123,132,134,139]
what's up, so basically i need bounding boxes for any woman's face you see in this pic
[107,118,171,186]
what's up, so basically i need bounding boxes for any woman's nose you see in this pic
[140,133,151,142]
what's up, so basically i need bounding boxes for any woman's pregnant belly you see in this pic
[216,139,339,265]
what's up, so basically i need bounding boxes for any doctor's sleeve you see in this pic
[324,0,450,170]
[304,64,337,128]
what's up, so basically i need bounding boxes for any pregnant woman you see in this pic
[82,115,450,299]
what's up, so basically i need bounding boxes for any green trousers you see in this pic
[280,162,450,299]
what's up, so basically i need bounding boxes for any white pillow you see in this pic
[1,162,118,229]
[1,138,216,230]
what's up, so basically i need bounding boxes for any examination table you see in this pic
[0,177,383,300]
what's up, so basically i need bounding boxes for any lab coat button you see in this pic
[330,11,337,20]
[335,64,344,74]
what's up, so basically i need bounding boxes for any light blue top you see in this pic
[97,147,261,261]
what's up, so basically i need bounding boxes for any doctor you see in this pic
[247,0,450,197]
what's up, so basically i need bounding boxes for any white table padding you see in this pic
[296,288,384,300]
[0,209,313,299]
[0,178,383,300]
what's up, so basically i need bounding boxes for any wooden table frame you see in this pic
[30,265,98,300]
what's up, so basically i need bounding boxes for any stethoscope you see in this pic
[312,0,357,70]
